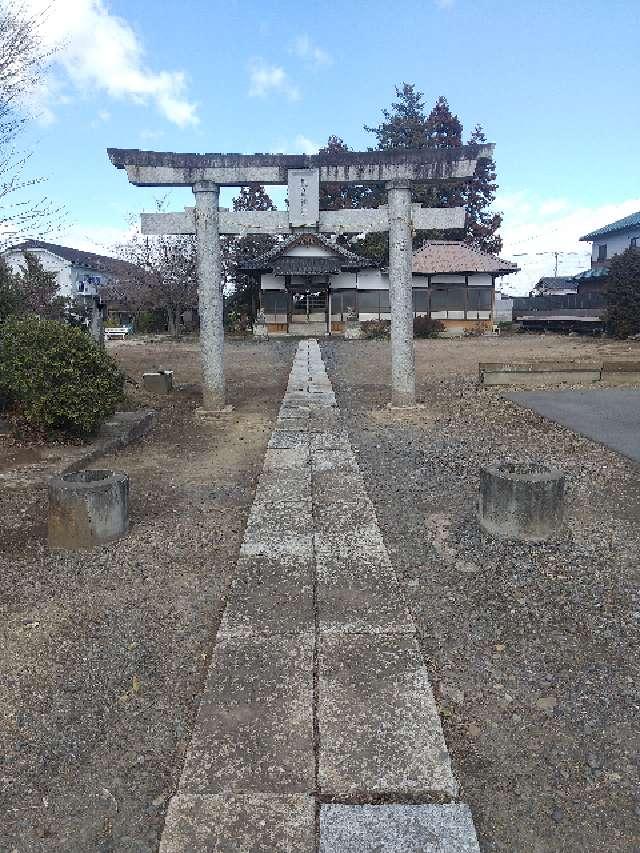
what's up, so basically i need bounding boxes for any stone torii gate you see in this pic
[108,146,492,409]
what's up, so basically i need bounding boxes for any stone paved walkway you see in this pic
[160,341,479,852]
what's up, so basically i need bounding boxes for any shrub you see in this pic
[225,310,252,336]
[360,319,391,339]
[413,316,445,338]
[606,247,640,338]
[0,316,125,436]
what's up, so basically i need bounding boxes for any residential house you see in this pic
[4,240,132,298]
[580,210,640,267]
[2,239,141,325]
[531,276,577,297]
[576,210,640,293]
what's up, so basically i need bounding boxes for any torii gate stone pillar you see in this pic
[108,145,492,410]
[192,182,225,409]
[387,180,415,407]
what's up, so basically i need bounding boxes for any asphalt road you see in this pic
[508,388,640,463]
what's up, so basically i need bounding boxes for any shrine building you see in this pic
[240,232,519,335]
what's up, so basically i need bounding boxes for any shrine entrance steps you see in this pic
[160,340,480,852]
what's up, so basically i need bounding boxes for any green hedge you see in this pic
[0,316,125,436]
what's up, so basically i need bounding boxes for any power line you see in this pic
[512,249,590,277]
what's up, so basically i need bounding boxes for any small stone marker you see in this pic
[143,370,173,393]
[479,462,565,541]
[48,469,129,549]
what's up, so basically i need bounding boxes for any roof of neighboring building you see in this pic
[238,232,377,272]
[412,241,519,275]
[573,266,609,280]
[536,276,577,292]
[4,239,138,276]
[580,211,640,241]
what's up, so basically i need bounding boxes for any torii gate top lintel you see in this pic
[107,144,494,188]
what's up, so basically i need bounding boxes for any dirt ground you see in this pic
[0,338,296,852]
[1,332,639,852]
[321,334,640,853]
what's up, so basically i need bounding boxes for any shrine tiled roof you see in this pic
[412,241,519,275]
[238,232,377,272]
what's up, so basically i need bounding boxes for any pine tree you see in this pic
[606,247,640,338]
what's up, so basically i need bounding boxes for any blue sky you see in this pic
[19,0,640,292]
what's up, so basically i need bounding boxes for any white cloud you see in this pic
[139,128,165,143]
[25,0,198,126]
[291,35,332,67]
[53,222,137,255]
[498,193,640,295]
[435,0,455,8]
[248,59,300,101]
[90,108,111,128]
[538,198,570,217]
[270,135,319,155]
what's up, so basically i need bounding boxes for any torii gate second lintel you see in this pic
[108,145,493,409]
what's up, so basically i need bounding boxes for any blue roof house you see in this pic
[580,211,640,268]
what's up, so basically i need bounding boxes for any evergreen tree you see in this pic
[0,256,23,321]
[419,95,464,212]
[322,84,503,260]
[358,86,467,259]
[424,95,463,148]
[605,247,640,338]
[13,252,65,318]
[462,126,503,254]
[225,185,277,320]
[364,83,430,150]
[319,136,375,211]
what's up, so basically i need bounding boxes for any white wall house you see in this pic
[242,233,519,335]
[2,240,127,300]
[580,211,640,267]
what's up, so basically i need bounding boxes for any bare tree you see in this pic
[0,2,63,248]
[117,226,198,338]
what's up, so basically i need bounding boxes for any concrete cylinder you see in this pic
[193,182,225,410]
[48,469,129,549]
[387,180,416,407]
[479,462,565,541]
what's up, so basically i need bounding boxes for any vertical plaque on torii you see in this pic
[288,169,320,228]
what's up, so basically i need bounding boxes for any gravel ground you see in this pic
[321,335,640,853]
[2,333,639,852]
[0,338,296,852]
